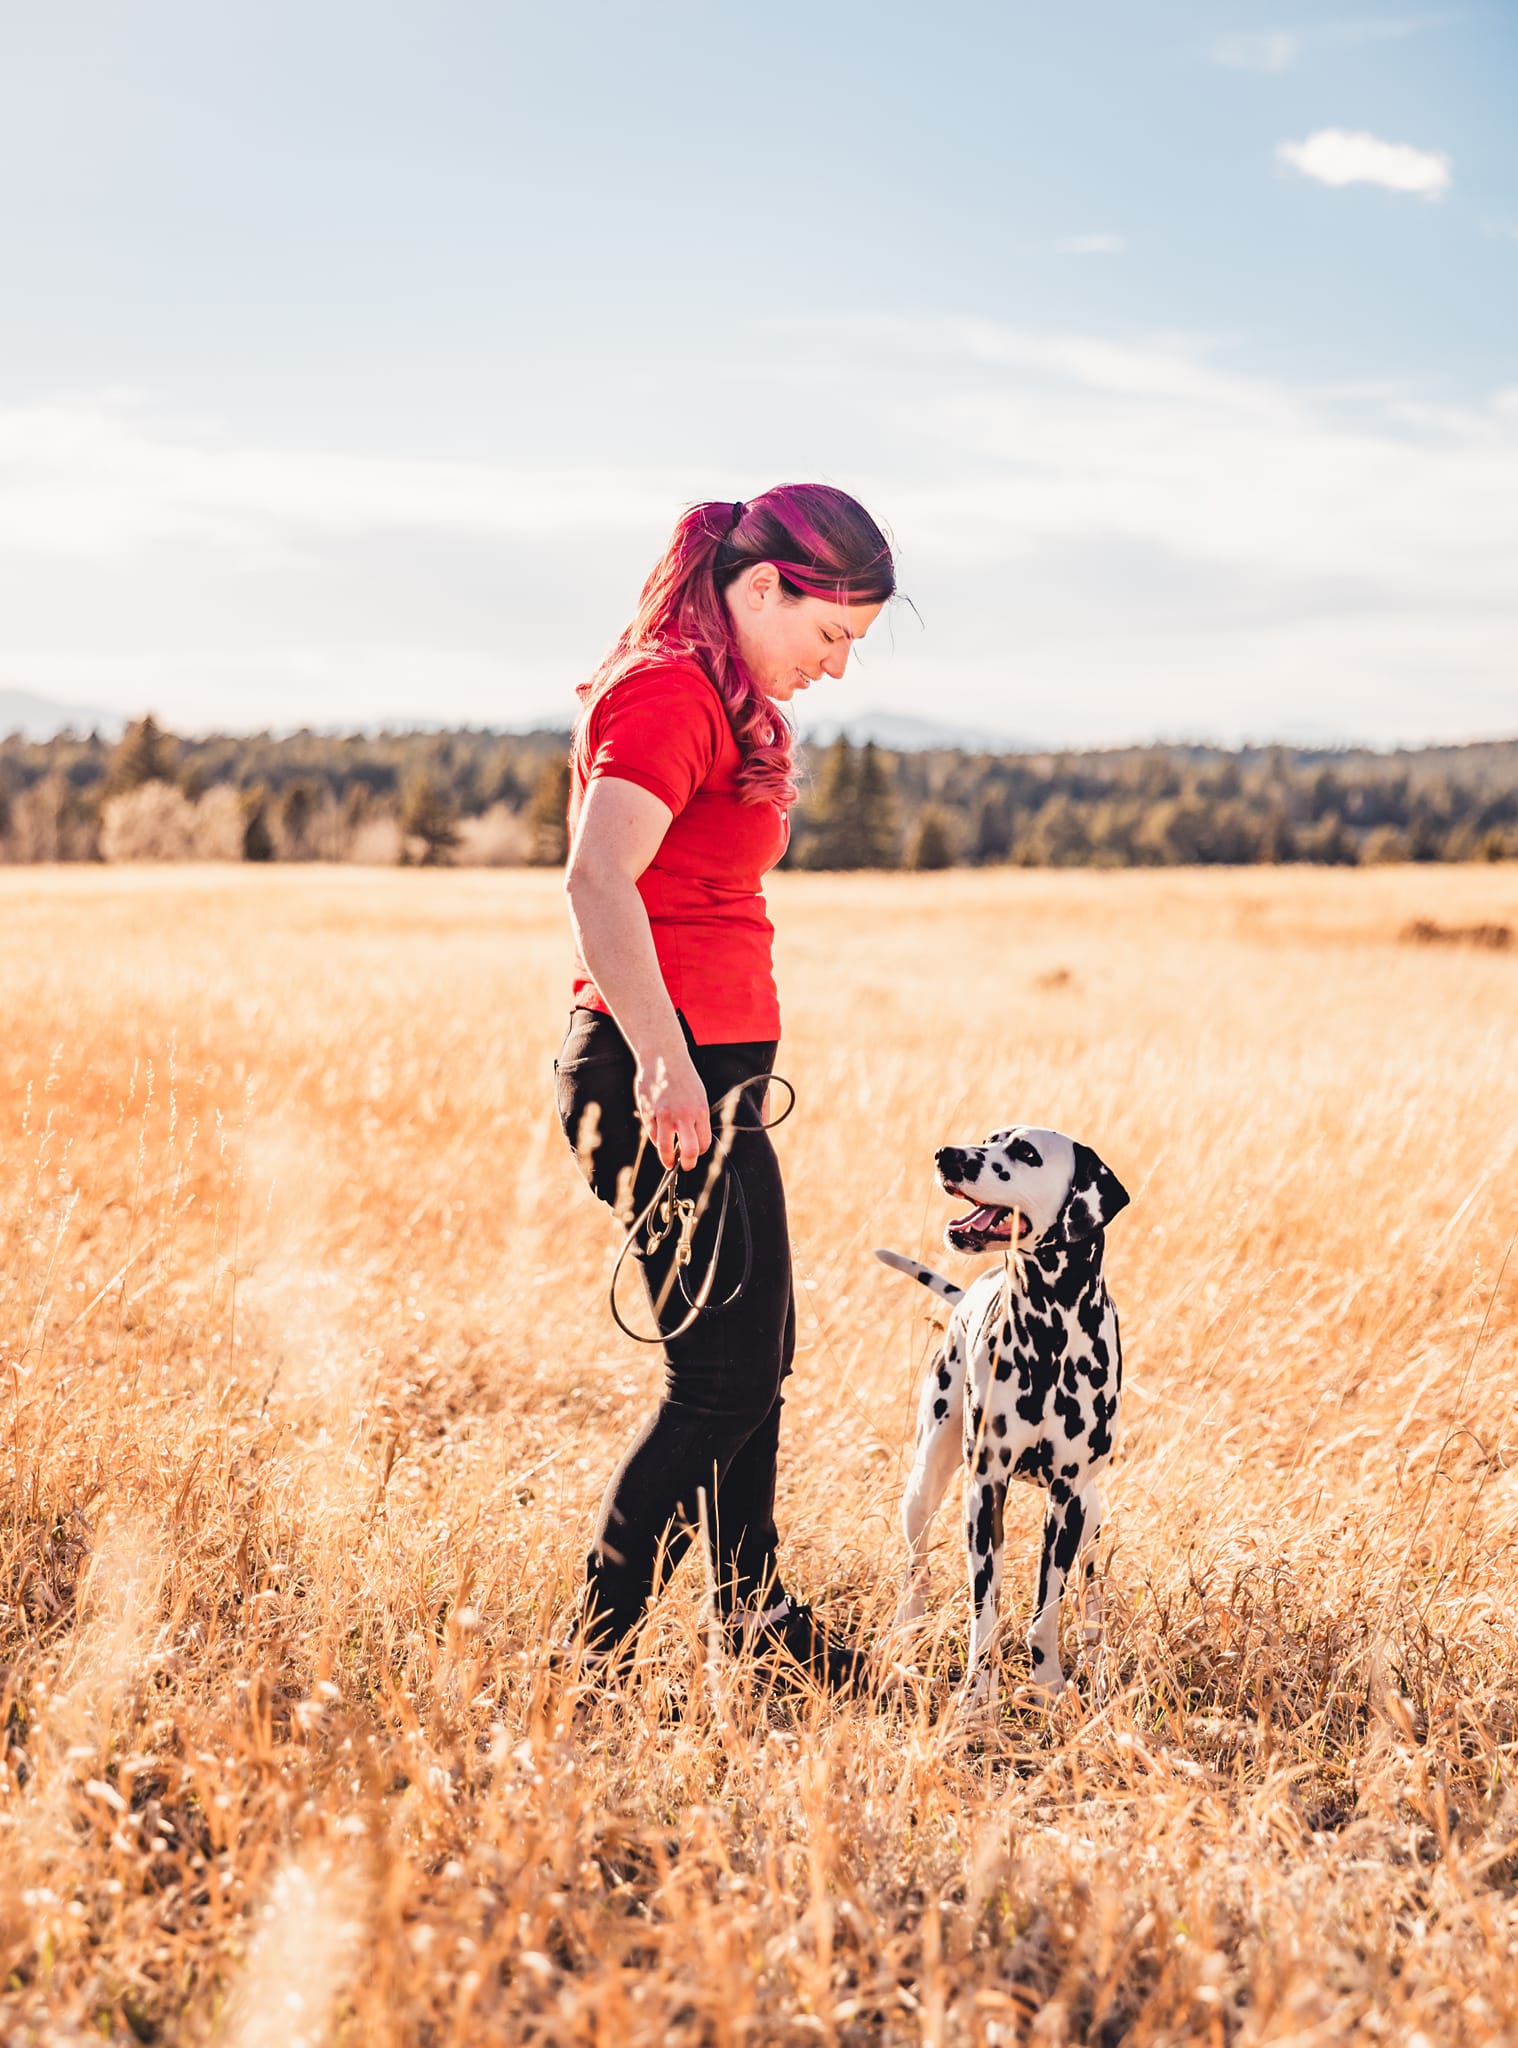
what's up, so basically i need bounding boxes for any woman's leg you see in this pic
[702,1274,795,1612]
[555,1014,791,1643]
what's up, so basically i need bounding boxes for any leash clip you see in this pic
[673,1196,698,1268]
[643,1183,675,1254]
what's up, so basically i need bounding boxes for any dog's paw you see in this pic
[1078,1643,1112,1705]
[952,1671,999,1726]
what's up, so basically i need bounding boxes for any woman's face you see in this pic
[724,563,884,704]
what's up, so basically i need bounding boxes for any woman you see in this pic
[555,484,895,1685]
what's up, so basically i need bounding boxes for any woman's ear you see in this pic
[737,561,780,611]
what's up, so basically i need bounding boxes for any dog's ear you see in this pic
[1060,1142,1130,1243]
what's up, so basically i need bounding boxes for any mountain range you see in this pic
[0,688,124,741]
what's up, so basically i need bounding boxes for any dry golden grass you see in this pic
[2,862,1517,2045]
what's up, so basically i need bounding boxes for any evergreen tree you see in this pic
[970,789,1012,865]
[241,792,275,863]
[854,741,899,867]
[276,778,323,858]
[805,737,862,868]
[339,783,372,852]
[525,755,572,867]
[907,806,954,870]
[400,771,460,866]
[104,715,175,797]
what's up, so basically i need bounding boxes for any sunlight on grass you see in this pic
[0,864,1515,2042]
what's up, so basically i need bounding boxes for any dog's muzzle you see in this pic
[936,1151,1033,1254]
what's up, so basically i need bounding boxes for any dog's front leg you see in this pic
[960,1471,1007,1712]
[894,1339,964,1630]
[1076,1482,1106,1650]
[1026,1481,1100,1696]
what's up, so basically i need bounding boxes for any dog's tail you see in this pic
[873,1247,965,1304]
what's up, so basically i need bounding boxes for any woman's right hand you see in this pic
[634,1040,712,1171]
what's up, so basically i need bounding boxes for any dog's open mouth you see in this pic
[944,1194,1032,1254]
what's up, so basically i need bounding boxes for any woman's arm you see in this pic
[564,777,713,1169]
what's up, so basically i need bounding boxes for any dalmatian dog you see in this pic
[876,1127,1129,1709]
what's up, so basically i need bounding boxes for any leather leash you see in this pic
[608,1072,795,1344]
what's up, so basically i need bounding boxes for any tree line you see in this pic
[1,716,1514,868]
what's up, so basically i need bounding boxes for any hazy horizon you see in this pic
[7,682,1516,761]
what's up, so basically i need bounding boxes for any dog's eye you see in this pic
[1011,1140,1044,1168]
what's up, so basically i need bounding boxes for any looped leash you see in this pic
[608,1072,794,1344]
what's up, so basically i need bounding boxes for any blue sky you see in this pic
[1,1,1514,744]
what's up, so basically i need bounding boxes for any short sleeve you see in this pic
[584,663,727,815]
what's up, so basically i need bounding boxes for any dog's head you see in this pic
[935,1127,1130,1256]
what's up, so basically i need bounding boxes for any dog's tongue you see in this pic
[959,1203,1005,1234]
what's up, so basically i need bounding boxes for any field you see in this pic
[2,863,1517,2046]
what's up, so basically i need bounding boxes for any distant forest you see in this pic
[2,715,1515,868]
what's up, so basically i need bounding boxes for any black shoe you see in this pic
[548,1599,640,1689]
[726,1596,867,1693]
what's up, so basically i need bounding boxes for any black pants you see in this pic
[554,1007,795,1642]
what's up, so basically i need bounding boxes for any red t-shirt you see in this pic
[569,657,790,1043]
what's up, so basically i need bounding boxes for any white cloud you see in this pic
[1276,127,1451,198]
[860,337,1516,605]
[1054,233,1125,256]
[1213,16,1455,70]
[1214,31,1301,71]
[0,402,681,556]
[3,322,1516,744]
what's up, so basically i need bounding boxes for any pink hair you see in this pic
[575,483,896,806]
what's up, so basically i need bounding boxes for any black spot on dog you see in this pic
[991,1413,1007,1437]
[1053,1494,1086,1573]
[1053,1387,1085,1439]
[933,1398,948,1421]
[1049,1262,1089,1314]
[1030,1643,1045,1665]
[1013,1441,1054,1483]
[972,1491,995,1552]
[936,1365,952,1391]
[1016,1355,1058,1426]
[1088,1390,1117,1460]
[1061,1461,1080,1481]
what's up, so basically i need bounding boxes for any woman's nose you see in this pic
[821,645,850,680]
